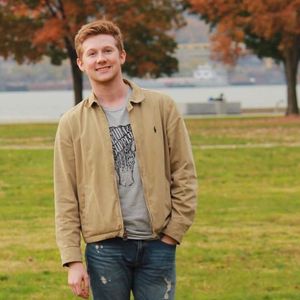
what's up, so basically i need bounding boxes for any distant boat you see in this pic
[161,64,228,87]
[192,64,228,86]
[132,64,228,88]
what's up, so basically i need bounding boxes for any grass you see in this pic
[0,123,56,146]
[0,115,300,299]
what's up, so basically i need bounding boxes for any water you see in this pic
[0,84,296,122]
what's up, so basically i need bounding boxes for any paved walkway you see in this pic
[1,142,300,150]
[0,145,53,150]
[193,142,300,150]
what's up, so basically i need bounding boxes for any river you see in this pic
[0,84,297,122]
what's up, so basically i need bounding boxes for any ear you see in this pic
[77,57,85,72]
[120,50,126,65]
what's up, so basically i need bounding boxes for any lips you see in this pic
[95,66,111,71]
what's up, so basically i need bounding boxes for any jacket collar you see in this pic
[86,78,145,108]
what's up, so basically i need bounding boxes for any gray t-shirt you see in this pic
[101,90,152,239]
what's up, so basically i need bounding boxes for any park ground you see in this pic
[0,116,300,299]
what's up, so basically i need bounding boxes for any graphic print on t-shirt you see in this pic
[109,124,136,187]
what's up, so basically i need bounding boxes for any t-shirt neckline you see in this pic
[101,87,132,112]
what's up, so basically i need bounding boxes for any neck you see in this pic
[91,77,129,108]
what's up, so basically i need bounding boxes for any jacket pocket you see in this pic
[81,186,121,238]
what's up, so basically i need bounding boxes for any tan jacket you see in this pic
[54,80,197,266]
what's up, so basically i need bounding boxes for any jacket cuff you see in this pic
[60,246,82,267]
[162,221,189,244]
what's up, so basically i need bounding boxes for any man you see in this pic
[54,19,197,300]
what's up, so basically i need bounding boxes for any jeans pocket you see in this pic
[158,239,177,248]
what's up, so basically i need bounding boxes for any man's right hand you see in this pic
[68,262,90,299]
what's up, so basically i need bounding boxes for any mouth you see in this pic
[95,66,111,72]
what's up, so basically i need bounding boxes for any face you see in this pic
[77,34,126,85]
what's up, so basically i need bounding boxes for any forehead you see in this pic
[81,34,118,52]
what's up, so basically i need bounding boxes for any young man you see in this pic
[54,20,197,300]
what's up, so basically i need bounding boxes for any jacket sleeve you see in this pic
[161,98,198,243]
[54,114,82,266]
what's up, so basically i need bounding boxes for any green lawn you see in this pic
[0,116,299,299]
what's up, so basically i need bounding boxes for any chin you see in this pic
[96,76,111,82]
[96,73,120,84]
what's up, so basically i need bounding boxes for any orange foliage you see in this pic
[189,0,300,63]
[33,18,64,45]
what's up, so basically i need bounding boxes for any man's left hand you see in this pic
[160,234,177,245]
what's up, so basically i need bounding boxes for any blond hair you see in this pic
[75,20,124,58]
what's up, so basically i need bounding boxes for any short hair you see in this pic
[75,19,124,58]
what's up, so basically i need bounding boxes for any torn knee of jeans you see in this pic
[100,275,112,285]
[163,277,172,299]
[100,276,107,284]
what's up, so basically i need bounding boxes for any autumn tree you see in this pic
[0,0,186,105]
[189,0,300,115]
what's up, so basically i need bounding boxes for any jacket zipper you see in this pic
[137,162,155,237]
[127,106,155,238]
[99,105,127,239]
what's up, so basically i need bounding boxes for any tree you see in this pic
[189,0,300,115]
[0,0,186,105]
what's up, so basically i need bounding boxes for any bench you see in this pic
[177,102,241,115]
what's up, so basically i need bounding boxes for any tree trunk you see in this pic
[283,44,299,116]
[70,53,83,106]
[64,37,83,105]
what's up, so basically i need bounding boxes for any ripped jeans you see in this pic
[85,238,176,300]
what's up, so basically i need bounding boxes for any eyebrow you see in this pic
[86,48,97,53]
[85,45,114,52]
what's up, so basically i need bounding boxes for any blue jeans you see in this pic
[85,238,176,300]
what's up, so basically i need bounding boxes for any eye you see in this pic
[87,52,96,57]
[104,48,113,54]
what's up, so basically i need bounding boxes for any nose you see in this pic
[96,52,107,63]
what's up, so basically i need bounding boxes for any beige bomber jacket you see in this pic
[54,79,198,266]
